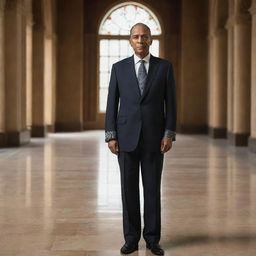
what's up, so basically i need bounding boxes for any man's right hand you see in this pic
[108,140,119,155]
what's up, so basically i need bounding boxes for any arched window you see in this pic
[98,2,162,113]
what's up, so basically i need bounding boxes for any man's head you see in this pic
[129,23,152,59]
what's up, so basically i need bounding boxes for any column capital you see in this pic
[207,33,215,41]
[4,0,16,10]
[234,13,251,25]
[26,17,33,27]
[4,0,26,17]
[225,16,235,30]
[249,0,256,15]
[33,23,45,31]
[5,0,22,11]
[214,27,227,37]
[0,0,5,15]
[45,32,52,39]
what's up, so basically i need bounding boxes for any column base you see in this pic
[228,131,250,146]
[47,125,55,133]
[5,129,30,147]
[248,136,256,153]
[0,132,7,147]
[31,125,47,137]
[55,121,83,132]
[179,125,207,134]
[208,127,227,138]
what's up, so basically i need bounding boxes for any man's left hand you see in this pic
[161,138,172,153]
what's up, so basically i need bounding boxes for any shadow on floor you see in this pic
[162,234,256,249]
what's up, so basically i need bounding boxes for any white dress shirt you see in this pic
[133,53,151,78]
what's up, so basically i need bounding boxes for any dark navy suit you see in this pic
[105,55,176,246]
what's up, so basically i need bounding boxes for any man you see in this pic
[105,23,176,256]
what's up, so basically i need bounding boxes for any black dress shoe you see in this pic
[120,243,138,254]
[146,244,164,255]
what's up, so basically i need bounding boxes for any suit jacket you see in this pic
[105,55,176,152]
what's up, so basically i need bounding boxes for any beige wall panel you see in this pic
[233,23,251,134]
[32,28,45,126]
[208,36,216,127]
[208,0,228,138]
[5,0,23,131]
[212,31,227,127]
[3,0,30,145]
[44,36,53,125]
[56,0,83,131]
[44,0,56,131]
[226,27,234,133]
[180,0,208,132]
[26,23,32,128]
[0,0,5,133]
[250,2,256,138]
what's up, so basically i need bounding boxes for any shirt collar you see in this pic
[134,53,151,64]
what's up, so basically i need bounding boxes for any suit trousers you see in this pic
[117,132,164,245]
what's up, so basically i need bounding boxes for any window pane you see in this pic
[100,72,109,88]
[100,40,109,56]
[151,40,159,57]
[109,57,119,69]
[128,44,134,56]
[119,40,127,56]
[100,57,109,72]
[99,3,161,35]
[99,88,109,113]
[109,40,119,56]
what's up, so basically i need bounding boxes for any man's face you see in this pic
[129,25,152,57]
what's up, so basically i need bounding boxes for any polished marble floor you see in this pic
[0,131,256,256]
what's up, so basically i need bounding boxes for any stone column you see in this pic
[55,0,84,131]
[226,11,235,143]
[207,0,216,135]
[31,0,46,137]
[230,0,251,146]
[4,0,30,146]
[249,0,256,152]
[209,28,228,138]
[25,0,33,130]
[208,0,228,138]
[21,0,27,135]
[179,0,208,133]
[0,0,6,146]
[44,0,56,133]
[207,32,216,134]
[44,33,55,132]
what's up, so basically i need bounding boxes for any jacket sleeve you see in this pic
[105,64,120,142]
[164,62,177,141]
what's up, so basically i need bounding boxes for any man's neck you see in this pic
[135,52,149,59]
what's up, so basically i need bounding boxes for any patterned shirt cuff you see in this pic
[105,131,117,142]
[163,130,176,141]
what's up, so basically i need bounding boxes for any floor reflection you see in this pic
[0,132,255,255]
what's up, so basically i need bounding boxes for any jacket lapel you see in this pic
[126,56,141,99]
[140,55,160,102]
